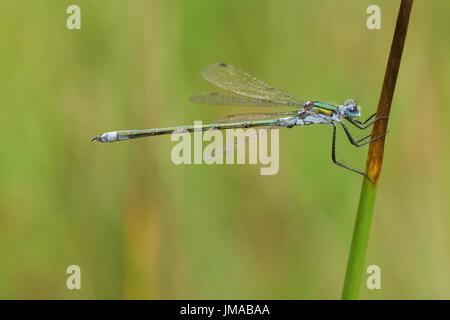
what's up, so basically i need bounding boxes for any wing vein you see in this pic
[198,63,304,106]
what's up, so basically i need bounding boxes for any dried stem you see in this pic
[341,0,414,300]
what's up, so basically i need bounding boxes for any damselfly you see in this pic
[91,62,387,183]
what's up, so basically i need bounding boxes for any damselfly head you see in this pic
[342,99,360,118]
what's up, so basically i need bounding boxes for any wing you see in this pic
[214,111,298,123]
[199,62,304,106]
[190,92,302,108]
[204,127,275,161]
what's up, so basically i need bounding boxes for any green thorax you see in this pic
[311,101,338,116]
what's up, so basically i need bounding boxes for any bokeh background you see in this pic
[0,0,449,299]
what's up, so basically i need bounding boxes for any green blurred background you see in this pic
[0,0,449,299]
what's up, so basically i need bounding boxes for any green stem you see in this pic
[341,0,413,300]
[342,179,378,299]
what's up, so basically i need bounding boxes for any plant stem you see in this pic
[341,0,413,300]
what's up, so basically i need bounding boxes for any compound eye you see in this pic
[347,105,357,113]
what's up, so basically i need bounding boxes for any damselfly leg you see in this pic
[354,113,375,124]
[346,115,389,130]
[340,122,388,147]
[331,122,375,184]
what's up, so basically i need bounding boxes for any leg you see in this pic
[353,112,376,125]
[355,133,371,144]
[340,122,388,147]
[346,115,389,130]
[331,122,375,184]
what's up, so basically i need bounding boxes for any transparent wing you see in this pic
[190,92,302,108]
[214,111,298,123]
[205,127,275,161]
[200,63,304,106]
